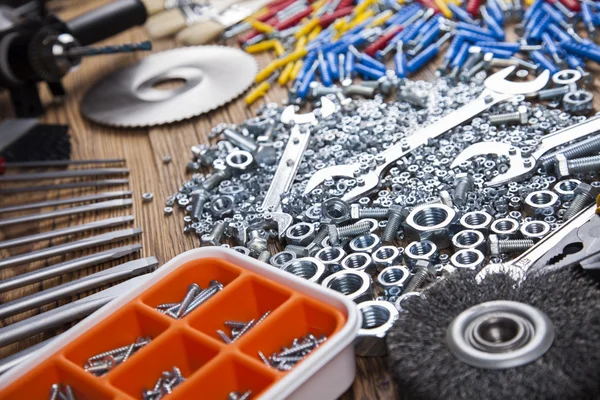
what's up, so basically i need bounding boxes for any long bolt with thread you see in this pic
[498,239,535,253]
[381,205,404,243]
[488,105,530,125]
[404,261,433,293]
[559,155,600,176]
[540,134,600,171]
[564,192,596,220]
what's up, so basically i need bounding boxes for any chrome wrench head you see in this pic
[280,97,336,125]
[483,66,550,95]
[303,67,551,197]
[450,142,535,187]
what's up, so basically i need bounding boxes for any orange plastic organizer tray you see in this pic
[0,254,349,399]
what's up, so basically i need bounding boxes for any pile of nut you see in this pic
[167,70,599,316]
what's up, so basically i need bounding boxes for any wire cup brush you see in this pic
[387,268,600,400]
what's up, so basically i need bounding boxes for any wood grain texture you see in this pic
[4,1,597,399]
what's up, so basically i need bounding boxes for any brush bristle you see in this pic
[387,269,600,400]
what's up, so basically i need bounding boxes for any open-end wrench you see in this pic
[303,67,550,202]
[451,115,600,186]
[259,97,336,236]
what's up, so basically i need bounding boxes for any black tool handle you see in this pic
[66,0,147,46]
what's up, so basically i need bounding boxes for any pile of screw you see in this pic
[49,384,75,400]
[83,337,151,376]
[228,390,252,400]
[143,367,185,400]
[217,311,271,344]
[258,334,327,371]
[155,281,224,319]
[231,0,599,104]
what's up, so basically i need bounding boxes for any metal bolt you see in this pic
[488,234,535,256]
[564,182,599,220]
[190,189,210,221]
[404,259,434,293]
[222,129,258,153]
[351,204,389,219]
[201,221,227,246]
[488,105,530,125]
[202,168,232,191]
[557,154,600,177]
[328,220,372,245]
[538,85,573,100]
[453,173,474,207]
[541,135,600,171]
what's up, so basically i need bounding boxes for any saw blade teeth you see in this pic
[80,46,259,128]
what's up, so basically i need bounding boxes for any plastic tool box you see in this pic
[0,248,361,399]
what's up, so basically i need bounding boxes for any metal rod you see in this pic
[0,257,157,319]
[3,159,126,169]
[0,227,142,269]
[0,168,129,182]
[0,216,135,250]
[0,191,132,214]
[0,180,129,194]
[64,41,152,57]
[0,199,132,227]
[0,244,142,293]
[0,339,52,375]
[0,275,149,348]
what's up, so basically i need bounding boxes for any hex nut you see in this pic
[553,179,580,201]
[452,229,486,254]
[270,251,297,267]
[459,211,493,235]
[520,220,551,241]
[354,301,399,357]
[225,150,255,173]
[322,198,351,224]
[341,252,374,274]
[209,195,235,218]
[322,270,373,303]
[404,204,457,249]
[490,218,520,239]
[523,190,559,217]
[450,249,485,270]
[285,222,316,246]
[372,246,401,272]
[281,257,326,284]
[349,233,381,254]
[404,240,438,267]
[394,292,424,312]
[376,266,410,291]
[315,246,346,267]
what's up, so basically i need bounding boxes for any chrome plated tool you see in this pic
[0,228,142,269]
[260,97,336,236]
[450,115,600,186]
[80,46,258,127]
[0,244,142,292]
[0,216,134,250]
[0,159,125,169]
[0,191,132,214]
[0,257,157,319]
[0,179,129,194]
[0,199,132,227]
[0,168,129,182]
[303,67,550,202]
[0,275,149,348]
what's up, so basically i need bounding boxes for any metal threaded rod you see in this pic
[540,135,600,171]
[565,155,600,175]
[337,221,372,238]
[538,85,571,100]
[382,210,403,243]
[498,239,535,253]
[359,208,389,219]
[404,266,429,293]
[564,193,594,220]
[65,41,152,57]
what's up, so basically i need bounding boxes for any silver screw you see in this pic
[176,283,201,318]
[541,135,600,171]
[488,105,530,125]
[538,85,573,100]
[557,154,600,177]
[381,205,404,243]
[404,260,434,293]
[190,189,210,221]
[202,168,232,191]
[454,173,474,207]
[181,280,224,317]
[564,182,599,220]
[328,220,372,245]
[201,221,227,246]
[488,234,535,256]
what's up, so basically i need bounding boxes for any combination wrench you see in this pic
[451,114,600,186]
[302,66,550,202]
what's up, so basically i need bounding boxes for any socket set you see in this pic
[0,248,360,400]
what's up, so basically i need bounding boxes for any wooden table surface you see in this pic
[5,1,587,398]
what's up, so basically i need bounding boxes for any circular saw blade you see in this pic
[80,46,258,128]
